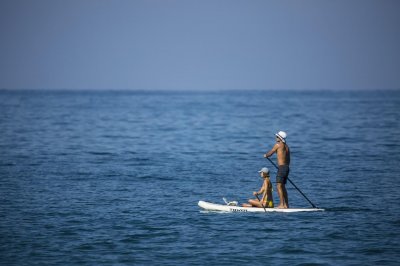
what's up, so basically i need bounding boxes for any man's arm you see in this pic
[263,143,279,158]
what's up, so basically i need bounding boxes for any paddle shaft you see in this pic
[254,194,267,213]
[266,157,317,208]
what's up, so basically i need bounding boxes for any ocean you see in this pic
[0,89,399,265]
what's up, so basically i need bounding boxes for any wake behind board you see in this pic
[198,201,324,213]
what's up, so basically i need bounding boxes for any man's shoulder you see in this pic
[277,142,285,148]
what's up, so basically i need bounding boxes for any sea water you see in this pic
[0,89,399,265]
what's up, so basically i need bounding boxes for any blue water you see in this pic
[1,89,399,265]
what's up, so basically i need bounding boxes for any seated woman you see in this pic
[242,167,274,208]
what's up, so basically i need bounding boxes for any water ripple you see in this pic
[1,90,400,265]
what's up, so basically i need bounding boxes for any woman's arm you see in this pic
[254,181,267,196]
[261,181,268,202]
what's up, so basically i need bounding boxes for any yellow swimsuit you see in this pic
[262,180,274,208]
[263,199,274,208]
[264,200,274,208]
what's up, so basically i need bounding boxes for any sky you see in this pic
[0,0,399,91]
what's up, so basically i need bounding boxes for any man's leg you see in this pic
[282,184,289,208]
[277,183,285,208]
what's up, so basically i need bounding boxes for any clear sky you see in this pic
[1,0,399,91]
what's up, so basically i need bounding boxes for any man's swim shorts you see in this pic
[276,165,289,184]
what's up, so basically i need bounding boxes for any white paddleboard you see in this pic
[198,200,324,213]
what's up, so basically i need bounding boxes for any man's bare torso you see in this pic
[276,142,290,166]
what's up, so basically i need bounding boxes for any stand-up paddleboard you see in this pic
[198,201,324,213]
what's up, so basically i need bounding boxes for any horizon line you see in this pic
[1,87,399,93]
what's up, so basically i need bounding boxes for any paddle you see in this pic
[266,157,317,208]
[254,194,267,212]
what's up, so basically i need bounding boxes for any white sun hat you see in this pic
[275,131,287,143]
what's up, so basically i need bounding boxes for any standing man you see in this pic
[264,131,290,208]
